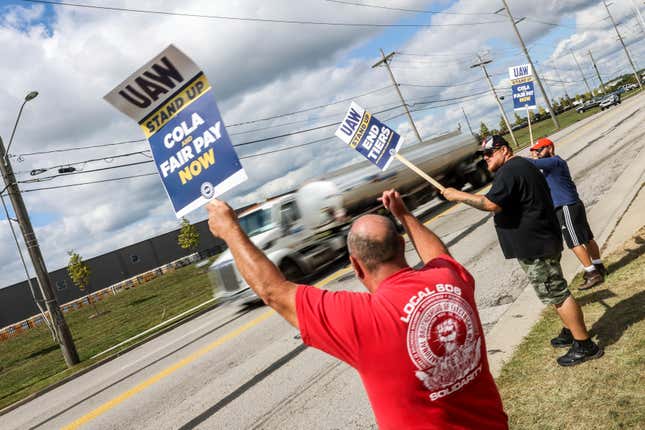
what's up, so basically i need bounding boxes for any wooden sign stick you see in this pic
[395,153,445,193]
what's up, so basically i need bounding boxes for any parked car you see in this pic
[599,94,621,111]
[576,97,602,113]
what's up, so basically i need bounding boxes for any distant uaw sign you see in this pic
[105,45,246,218]
[508,63,533,85]
[512,81,536,111]
[335,102,402,171]
[509,63,536,111]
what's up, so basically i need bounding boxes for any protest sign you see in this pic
[335,102,444,192]
[512,81,537,111]
[508,63,533,84]
[104,45,246,218]
[335,102,402,171]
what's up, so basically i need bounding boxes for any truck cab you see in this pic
[208,183,348,301]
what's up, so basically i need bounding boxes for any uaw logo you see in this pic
[200,181,214,199]
[405,286,482,401]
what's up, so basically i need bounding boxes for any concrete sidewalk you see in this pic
[486,141,645,377]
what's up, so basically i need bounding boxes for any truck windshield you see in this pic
[239,208,274,237]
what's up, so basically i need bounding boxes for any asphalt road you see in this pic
[5,92,644,430]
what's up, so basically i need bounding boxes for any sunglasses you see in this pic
[482,148,500,158]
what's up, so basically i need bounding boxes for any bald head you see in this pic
[348,215,403,272]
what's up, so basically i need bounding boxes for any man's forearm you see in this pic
[450,190,500,212]
[397,211,449,264]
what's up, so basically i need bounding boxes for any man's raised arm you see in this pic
[207,200,299,328]
[380,189,449,265]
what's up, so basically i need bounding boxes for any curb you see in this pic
[486,120,645,378]
[0,300,220,416]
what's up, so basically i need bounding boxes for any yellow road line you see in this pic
[61,266,354,429]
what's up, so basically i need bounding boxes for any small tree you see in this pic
[538,105,547,117]
[513,112,524,126]
[479,121,490,138]
[67,251,98,316]
[178,218,200,253]
[498,115,508,133]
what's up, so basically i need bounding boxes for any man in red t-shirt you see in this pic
[207,190,508,429]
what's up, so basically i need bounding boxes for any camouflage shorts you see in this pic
[518,253,571,305]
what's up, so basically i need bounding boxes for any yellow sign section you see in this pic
[140,74,212,138]
[510,76,533,85]
[349,111,372,149]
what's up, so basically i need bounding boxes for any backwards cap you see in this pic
[530,137,554,151]
[481,135,510,152]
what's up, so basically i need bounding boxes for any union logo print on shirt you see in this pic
[404,284,482,401]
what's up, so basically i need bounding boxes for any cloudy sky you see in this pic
[0,0,643,287]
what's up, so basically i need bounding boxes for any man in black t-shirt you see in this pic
[442,135,603,367]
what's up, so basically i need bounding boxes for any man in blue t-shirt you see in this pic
[526,137,606,293]
[442,135,602,366]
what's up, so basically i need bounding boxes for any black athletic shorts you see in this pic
[555,200,594,248]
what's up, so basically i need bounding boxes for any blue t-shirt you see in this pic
[525,155,579,207]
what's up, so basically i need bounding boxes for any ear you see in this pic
[349,255,366,280]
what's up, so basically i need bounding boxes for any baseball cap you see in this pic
[480,135,509,153]
[530,137,554,151]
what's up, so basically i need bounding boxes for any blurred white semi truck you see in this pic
[208,130,489,300]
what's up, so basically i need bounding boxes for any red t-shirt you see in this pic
[296,254,508,430]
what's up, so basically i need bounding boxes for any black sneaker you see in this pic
[557,340,604,367]
[579,269,604,290]
[593,263,608,277]
[550,327,573,348]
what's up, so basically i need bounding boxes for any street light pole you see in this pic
[0,94,79,367]
[603,0,643,89]
[499,0,560,129]
[372,50,423,144]
[471,55,518,147]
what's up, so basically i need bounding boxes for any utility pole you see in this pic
[631,0,645,34]
[603,0,643,89]
[372,49,423,144]
[0,136,79,367]
[500,0,560,129]
[460,105,475,137]
[569,48,593,96]
[471,55,518,147]
[588,50,606,94]
[552,61,571,100]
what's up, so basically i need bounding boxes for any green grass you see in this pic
[497,226,645,430]
[0,263,213,411]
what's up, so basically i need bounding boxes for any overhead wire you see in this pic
[322,0,498,16]
[21,0,507,27]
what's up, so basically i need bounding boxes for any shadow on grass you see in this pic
[25,344,59,360]
[128,295,159,307]
[606,236,645,274]
[588,290,645,349]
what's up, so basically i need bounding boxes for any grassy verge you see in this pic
[0,263,213,411]
[501,88,643,149]
[497,226,645,430]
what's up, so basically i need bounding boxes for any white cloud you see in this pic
[0,0,642,287]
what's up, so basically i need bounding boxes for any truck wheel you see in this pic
[279,260,305,283]
[466,164,490,188]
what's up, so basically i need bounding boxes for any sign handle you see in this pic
[394,153,445,193]
[525,104,534,147]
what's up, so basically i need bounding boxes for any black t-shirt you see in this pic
[485,157,563,259]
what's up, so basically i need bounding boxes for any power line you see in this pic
[323,0,498,16]
[20,173,158,192]
[22,0,507,27]
[11,138,147,159]
[20,160,154,183]
[11,86,394,159]
[227,85,393,127]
